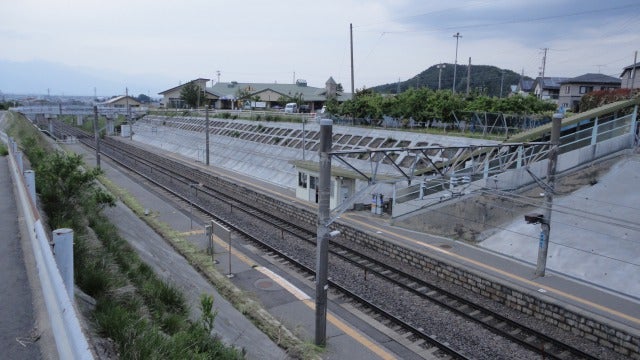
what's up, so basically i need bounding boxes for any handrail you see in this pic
[2,132,93,359]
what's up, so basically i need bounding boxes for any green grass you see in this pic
[5,111,244,360]
[98,175,322,359]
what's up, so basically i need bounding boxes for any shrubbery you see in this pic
[335,88,557,123]
[7,113,243,359]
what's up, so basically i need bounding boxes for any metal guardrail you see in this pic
[151,108,318,122]
[10,105,148,117]
[2,134,93,359]
[394,106,638,210]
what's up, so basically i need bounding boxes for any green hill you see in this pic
[371,64,532,97]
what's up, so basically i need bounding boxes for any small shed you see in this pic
[291,160,361,210]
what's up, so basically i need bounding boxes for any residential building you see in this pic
[620,63,640,89]
[531,77,568,102]
[158,78,215,109]
[558,73,621,112]
[102,95,142,108]
[159,77,351,110]
[514,78,534,95]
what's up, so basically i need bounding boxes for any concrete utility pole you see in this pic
[205,106,210,165]
[452,32,462,94]
[126,87,131,121]
[315,119,333,346]
[437,64,445,90]
[466,57,471,96]
[93,106,101,169]
[500,70,505,98]
[539,48,548,99]
[630,51,638,98]
[350,23,355,96]
[535,116,561,277]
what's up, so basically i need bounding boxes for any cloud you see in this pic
[1,0,638,95]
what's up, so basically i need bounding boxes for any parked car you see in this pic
[284,103,298,113]
[299,105,311,113]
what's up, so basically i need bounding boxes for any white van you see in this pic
[284,103,298,113]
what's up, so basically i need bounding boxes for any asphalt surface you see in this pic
[0,156,43,359]
[90,150,289,359]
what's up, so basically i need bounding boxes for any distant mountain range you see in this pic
[371,64,532,97]
[0,60,171,98]
[1,59,531,99]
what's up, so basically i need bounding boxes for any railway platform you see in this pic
[68,135,640,358]
[112,136,640,332]
[64,141,418,360]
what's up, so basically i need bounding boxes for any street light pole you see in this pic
[452,32,462,94]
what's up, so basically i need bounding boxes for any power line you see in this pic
[404,198,640,268]
[468,187,640,241]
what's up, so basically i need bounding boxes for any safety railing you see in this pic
[2,133,93,359]
[394,106,638,213]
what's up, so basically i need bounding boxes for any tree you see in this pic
[180,82,204,108]
[136,94,152,103]
[35,151,114,228]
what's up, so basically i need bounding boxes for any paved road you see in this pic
[0,156,42,359]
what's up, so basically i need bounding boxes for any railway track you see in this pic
[53,121,600,359]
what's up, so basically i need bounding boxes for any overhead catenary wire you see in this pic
[471,185,640,233]
[408,199,640,268]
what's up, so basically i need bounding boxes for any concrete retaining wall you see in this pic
[229,180,640,358]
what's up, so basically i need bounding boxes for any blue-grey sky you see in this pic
[1,0,638,96]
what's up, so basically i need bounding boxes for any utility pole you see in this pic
[539,48,548,99]
[630,51,638,97]
[216,70,221,84]
[315,119,333,346]
[125,87,131,121]
[500,70,505,98]
[93,106,101,169]
[350,23,355,97]
[205,106,210,165]
[437,64,445,90]
[452,32,462,94]
[535,116,561,277]
[396,77,401,94]
[466,57,471,96]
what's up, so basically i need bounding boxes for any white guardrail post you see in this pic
[2,132,93,359]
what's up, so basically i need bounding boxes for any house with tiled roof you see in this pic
[158,78,218,109]
[159,77,351,110]
[531,77,569,102]
[102,95,142,108]
[515,78,534,95]
[620,63,639,89]
[558,73,621,112]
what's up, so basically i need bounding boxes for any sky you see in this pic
[1,0,639,97]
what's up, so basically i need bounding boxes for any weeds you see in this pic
[6,111,243,359]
